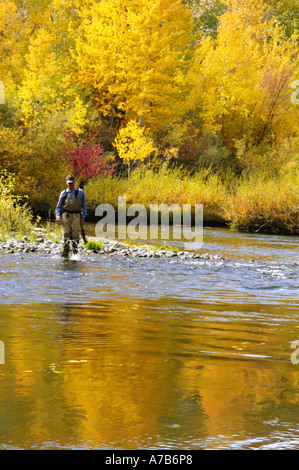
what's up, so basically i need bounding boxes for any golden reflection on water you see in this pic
[1,297,299,449]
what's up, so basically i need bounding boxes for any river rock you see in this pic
[32,227,47,233]
[0,235,226,261]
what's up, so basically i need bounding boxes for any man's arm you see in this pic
[80,190,88,219]
[55,191,65,220]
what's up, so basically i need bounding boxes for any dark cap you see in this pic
[66,176,75,184]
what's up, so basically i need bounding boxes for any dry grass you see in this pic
[85,165,299,234]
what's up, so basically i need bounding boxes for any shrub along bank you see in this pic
[0,167,298,240]
[84,167,299,235]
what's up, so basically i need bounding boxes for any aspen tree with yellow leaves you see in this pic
[76,0,194,132]
[18,4,87,133]
[0,0,95,209]
[114,120,157,177]
[188,0,299,151]
[0,1,20,89]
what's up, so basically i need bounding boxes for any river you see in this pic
[0,226,298,449]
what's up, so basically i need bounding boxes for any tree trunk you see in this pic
[139,20,153,129]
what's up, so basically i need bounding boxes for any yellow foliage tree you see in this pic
[76,0,194,132]
[0,0,92,212]
[189,0,299,148]
[0,1,25,97]
[18,13,88,133]
[114,121,157,176]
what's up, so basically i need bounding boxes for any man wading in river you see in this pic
[55,175,88,258]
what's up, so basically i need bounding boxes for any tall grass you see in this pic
[85,165,299,234]
[0,170,38,239]
[225,170,299,234]
[85,165,228,224]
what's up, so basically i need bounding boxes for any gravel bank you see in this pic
[0,231,224,261]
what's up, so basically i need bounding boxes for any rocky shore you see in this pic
[0,229,224,261]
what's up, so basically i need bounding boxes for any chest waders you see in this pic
[61,189,82,258]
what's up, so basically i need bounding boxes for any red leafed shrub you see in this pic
[65,134,117,187]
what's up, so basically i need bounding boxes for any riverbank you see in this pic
[0,229,224,261]
[84,167,299,235]
[1,166,298,237]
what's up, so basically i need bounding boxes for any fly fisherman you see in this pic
[55,175,88,258]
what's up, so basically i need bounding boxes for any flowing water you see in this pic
[0,227,298,450]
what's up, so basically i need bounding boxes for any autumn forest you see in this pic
[0,0,298,233]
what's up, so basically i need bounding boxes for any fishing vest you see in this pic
[61,188,82,214]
